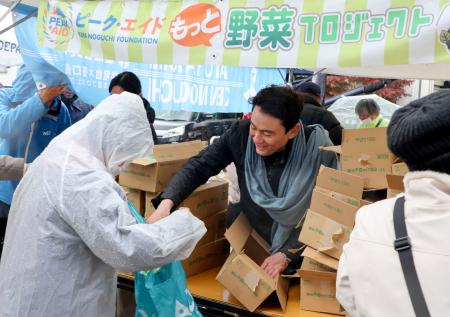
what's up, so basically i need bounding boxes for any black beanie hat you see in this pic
[387,90,450,174]
[108,71,142,95]
[294,81,321,97]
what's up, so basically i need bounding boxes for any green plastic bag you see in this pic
[127,200,203,317]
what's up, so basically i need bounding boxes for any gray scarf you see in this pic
[245,124,337,253]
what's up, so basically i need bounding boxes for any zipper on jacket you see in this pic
[24,122,35,164]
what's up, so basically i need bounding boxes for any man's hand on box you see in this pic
[261,252,289,278]
[146,198,173,224]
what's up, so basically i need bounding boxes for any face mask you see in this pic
[361,118,372,125]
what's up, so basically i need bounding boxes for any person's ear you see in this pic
[287,122,301,139]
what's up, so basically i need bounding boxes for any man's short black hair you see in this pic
[108,71,142,95]
[250,85,303,132]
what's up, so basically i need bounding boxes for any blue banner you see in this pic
[14,14,285,113]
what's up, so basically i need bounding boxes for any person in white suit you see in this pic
[0,92,206,316]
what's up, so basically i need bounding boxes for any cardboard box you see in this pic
[119,141,205,192]
[198,210,227,246]
[299,247,345,315]
[216,213,289,312]
[182,238,229,277]
[315,187,361,208]
[145,179,228,220]
[122,186,145,216]
[386,174,405,198]
[300,247,338,272]
[322,128,394,189]
[299,210,352,259]
[315,166,364,200]
[314,166,365,210]
[392,162,409,176]
[309,189,359,228]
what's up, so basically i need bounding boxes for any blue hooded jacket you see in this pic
[0,65,71,209]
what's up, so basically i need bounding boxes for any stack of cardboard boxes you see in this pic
[119,140,230,277]
[298,128,409,314]
[298,166,365,315]
[214,165,372,314]
[214,129,397,314]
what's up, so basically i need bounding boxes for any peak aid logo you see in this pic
[169,4,221,47]
[438,4,450,53]
[42,1,75,45]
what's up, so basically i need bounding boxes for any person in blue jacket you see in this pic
[0,64,71,257]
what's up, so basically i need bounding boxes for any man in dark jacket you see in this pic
[295,82,343,145]
[60,88,93,124]
[150,86,337,277]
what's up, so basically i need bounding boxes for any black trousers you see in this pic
[0,201,10,260]
[0,217,7,260]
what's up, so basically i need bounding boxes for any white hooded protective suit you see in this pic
[0,92,206,317]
